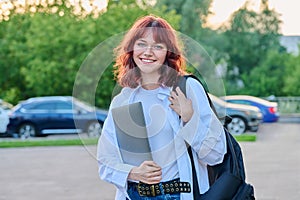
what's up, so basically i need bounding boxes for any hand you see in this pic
[128,161,162,184]
[169,87,194,123]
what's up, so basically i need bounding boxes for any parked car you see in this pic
[209,94,263,135]
[0,107,9,134]
[221,95,279,122]
[0,99,13,112]
[7,96,108,138]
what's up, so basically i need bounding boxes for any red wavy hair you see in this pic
[114,15,186,88]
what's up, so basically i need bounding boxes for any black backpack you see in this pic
[176,75,255,200]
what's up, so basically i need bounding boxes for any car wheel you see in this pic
[226,117,246,135]
[18,123,36,139]
[86,121,102,137]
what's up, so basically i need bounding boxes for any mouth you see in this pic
[140,58,156,63]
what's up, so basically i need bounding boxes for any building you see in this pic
[280,35,300,55]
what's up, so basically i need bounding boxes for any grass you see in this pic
[0,138,98,148]
[234,133,257,142]
[0,133,256,148]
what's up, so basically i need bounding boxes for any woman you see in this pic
[97,15,226,200]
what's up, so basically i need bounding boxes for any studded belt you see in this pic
[128,178,191,197]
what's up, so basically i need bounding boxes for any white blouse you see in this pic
[97,78,227,200]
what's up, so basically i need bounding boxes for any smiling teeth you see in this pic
[141,59,154,63]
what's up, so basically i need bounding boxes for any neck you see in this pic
[142,83,160,90]
[141,75,160,90]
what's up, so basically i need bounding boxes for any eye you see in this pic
[136,42,147,48]
[152,44,164,50]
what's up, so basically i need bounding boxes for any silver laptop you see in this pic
[111,102,153,166]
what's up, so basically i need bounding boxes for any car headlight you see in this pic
[243,110,257,117]
[243,110,251,116]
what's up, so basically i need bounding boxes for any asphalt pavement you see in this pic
[0,120,299,200]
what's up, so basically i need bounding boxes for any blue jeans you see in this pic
[126,182,180,200]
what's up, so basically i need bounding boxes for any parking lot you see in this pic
[0,120,299,200]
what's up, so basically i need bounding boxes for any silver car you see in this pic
[209,94,263,135]
[0,107,9,133]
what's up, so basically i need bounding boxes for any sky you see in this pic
[207,0,300,36]
[0,0,298,35]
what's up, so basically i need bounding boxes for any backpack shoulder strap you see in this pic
[176,75,245,181]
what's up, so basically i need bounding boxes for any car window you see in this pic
[21,102,56,113]
[32,103,56,110]
[229,100,252,105]
[54,101,74,113]
[55,102,72,110]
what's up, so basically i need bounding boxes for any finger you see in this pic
[145,168,162,177]
[170,91,178,99]
[168,96,174,103]
[175,87,186,98]
[143,161,161,170]
[143,171,162,184]
[169,103,178,110]
[143,176,162,184]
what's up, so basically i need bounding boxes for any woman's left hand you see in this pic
[169,87,194,123]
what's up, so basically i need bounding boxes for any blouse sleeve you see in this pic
[96,98,134,191]
[178,78,227,166]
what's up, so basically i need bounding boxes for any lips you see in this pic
[140,58,156,63]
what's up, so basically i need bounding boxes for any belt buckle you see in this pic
[137,182,156,197]
[150,184,155,196]
[137,182,145,197]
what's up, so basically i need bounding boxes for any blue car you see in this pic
[221,95,280,122]
[7,96,108,138]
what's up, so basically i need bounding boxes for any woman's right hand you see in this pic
[128,161,162,184]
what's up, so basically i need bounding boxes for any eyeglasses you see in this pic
[134,41,167,52]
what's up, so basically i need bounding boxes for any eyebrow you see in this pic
[136,39,147,43]
[136,39,164,44]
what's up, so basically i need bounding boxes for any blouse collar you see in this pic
[129,84,171,102]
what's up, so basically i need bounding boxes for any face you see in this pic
[133,30,167,80]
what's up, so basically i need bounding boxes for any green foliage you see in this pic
[224,3,282,75]
[0,0,180,108]
[221,1,284,95]
[240,50,290,96]
[155,0,212,40]
[20,13,92,97]
[0,0,299,109]
[283,53,300,95]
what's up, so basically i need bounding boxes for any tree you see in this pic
[0,0,180,108]
[241,50,290,96]
[74,0,181,108]
[222,0,283,94]
[283,52,300,95]
[155,0,212,40]
[0,14,31,103]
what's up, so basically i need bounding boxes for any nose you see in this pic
[143,46,153,57]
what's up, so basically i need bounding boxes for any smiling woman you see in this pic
[113,16,186,89]
[97,15,227,200]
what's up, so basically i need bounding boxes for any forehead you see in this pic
[136,31,156,43]
[135,28,167,43]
